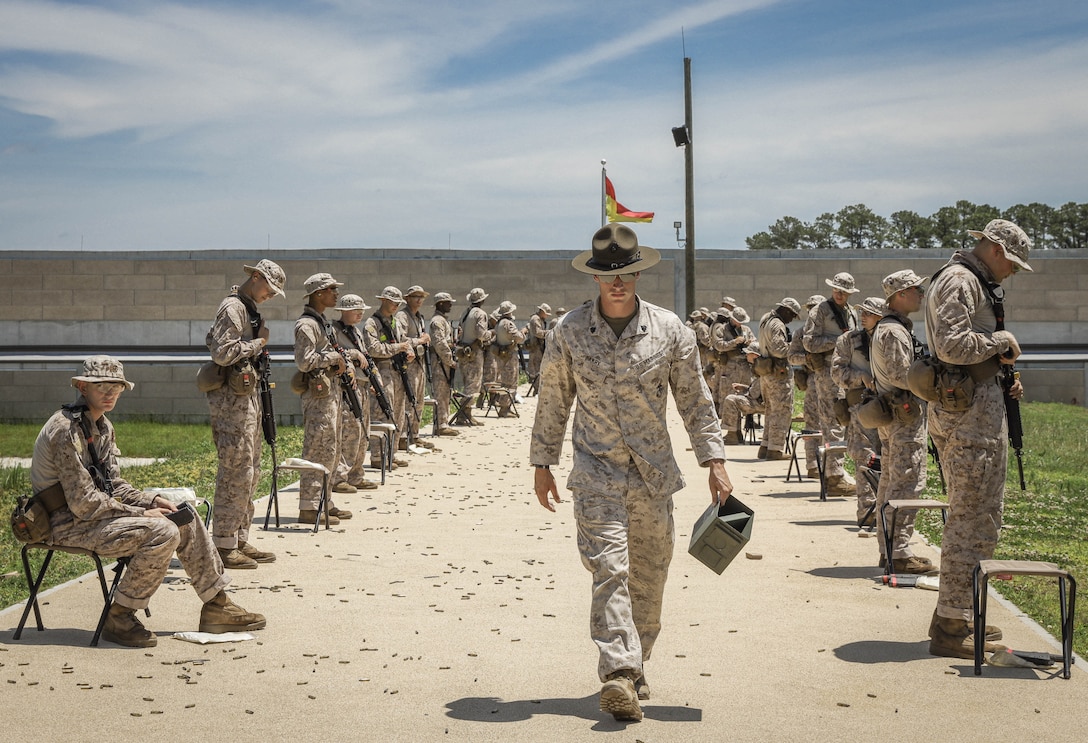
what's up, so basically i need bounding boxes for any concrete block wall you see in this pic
[1,247,1085,422]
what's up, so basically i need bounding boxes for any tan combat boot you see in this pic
[928,614,1005,659]
[600,671,643,722]
[238,541,276,564]
[928,610,1002,642]
[298,510,340,526]
[217,547,258,570]
[102,604,157,648]
[199,591,267,633]
[722,430,743,445]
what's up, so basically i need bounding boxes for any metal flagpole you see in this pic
[601,159,607,227]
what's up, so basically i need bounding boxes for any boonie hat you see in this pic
[334,294,371,312]
[376,286,404,303]
[806,294,826,309]
[72,355,135,391]
[404,285,429,298]
[967,219,1033,272]
[776,297,802,315]
[882,269,929,299]
[244,259,286,297]
[537,303,552,316]
[825,272,860,294]
[433,292,455,305]
[303,273,343,296]
[467,287,488,304]
[731,307,750,324]
[689,309,704,320]
[858,296,887,317]
[721,296,737,308]
[497,301,516,316]
[744,341,761,356]
[572,223,661,276]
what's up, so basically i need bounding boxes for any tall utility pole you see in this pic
[683,57,695,318]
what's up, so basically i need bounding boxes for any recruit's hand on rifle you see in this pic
[994,330,1021,364]
[257,324,270,345]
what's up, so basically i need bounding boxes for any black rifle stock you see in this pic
[257,349,281,529]
[329,340,364,422]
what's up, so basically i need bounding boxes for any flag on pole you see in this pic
[604,176,654,223]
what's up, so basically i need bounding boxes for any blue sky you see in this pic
[1,0,1086,252]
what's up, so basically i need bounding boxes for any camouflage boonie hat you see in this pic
[858,296,887,317]
[721,296,737,309]
[806,294,826,309]
[243,259,286,297]
[334,294,371,312]
[404,285,429,298]
[433,292,455,305]
[303,273,343,296]
[556,307,567,315]
[744,341,761,356]
[71,355,135,390]
[376,286,404,303]
[825,272,860,294]
[467,287,488,304]
[689,309,704,320]
[776,297,801,315]
[882,269,928,299]
[497,300,516,316]
[537,303,552,316]
[731,307,750,323]
[967,219,1033,272]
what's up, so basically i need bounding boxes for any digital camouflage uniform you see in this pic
[364,310,409,451]
[870,311,927,559]
[530,298,725,682]
[457,304,492,404]
[720,374,764,434]
[831,328,880,522]
[31,400,228,610]
[334,319,371,488]
[711,314,754,418]
[205,292,264,550]
[525,311,548,384]
[429,306,457,430]
[692,317,716,401]
[493,311,525,416]
[757,310,795,454]
[803,299,858,479]
[294,307,344,513]
[925,252,1016,621]
[396,306,429,442]
[787,329,820,472]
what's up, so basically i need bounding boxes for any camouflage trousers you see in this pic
[573,468,674,682]
[930,383,1007,620]
[459,347,485,400]
[718,355,751,398]
[50,513,227,610]
[207,385,262,549]
[702,357,720,408]
[875,406,927,558]
[336,387,369,487]
[299,389,341,512]
[370,362,407,458]
[761,370,794,453]
[844,405,879,521]
[405,361,425,441]
[432,362,455,428]
[802,381,821,470]
[496,352,519,415]
[527,346,543,381]
[720,392,764,433]
[812,369,846,478]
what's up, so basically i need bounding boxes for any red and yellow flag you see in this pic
[605,177,654,223]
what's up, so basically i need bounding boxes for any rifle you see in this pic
[256,349,282,529]
[332,340,365,422]
[1003,367,1026,492]
[362,350,396,423]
